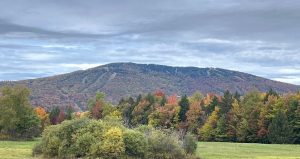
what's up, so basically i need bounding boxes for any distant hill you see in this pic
[1,62,299,111]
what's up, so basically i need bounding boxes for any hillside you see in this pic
[1,62,299,110]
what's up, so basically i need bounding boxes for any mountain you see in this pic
[1,62,299,111]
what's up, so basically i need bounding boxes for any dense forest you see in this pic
[0,85,300,158]
[1,85,300,144]
[117,89,300,144]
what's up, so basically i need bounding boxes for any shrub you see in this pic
[74,119,105,140]
[44,136,61,157]
[147,130,185,159]
[58,139,75,158]
[183,133,197,154]
[73,133,95,157]
[40,125,61,157]
[90,127,125,158]
[123,130,148,157]
[32,142,43,157]
[34,118,199,159]
[35,118,89,157]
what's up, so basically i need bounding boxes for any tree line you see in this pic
[1,85,299,144]
[116,89,300,144]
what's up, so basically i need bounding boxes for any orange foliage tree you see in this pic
[186,101,203,133]
[35,106,50,130]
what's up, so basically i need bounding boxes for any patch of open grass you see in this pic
[0,140,39,159]
[197,142,300,159]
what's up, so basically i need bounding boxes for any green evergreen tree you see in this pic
[236,118,248,142]
[160,95,167,106]
[220,90,233,115]
[233,91,241,102]
[65,106,74,120]
[206,96,219,115]
[294,105,300,143]
[135,95,142,105]
[49,106,60,124]
[247,107,260,142]
[178,95,190,122]
[215,115,228,141]
[268,110,293,144]
[263,88,279,103]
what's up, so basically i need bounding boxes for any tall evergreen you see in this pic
[220,90,233,115]
[65,105,74,120]
[268,110,293,144]
[179,95,190,122]
[293,104,300,143]
[233,91,241,102]
[206,96,219,115]
[263,88,279,103]
[160,95,167,106]
[49,106,60,124]
[215,115,228,141]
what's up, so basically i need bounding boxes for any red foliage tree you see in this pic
[154,89,165,97]
[91,101,103,119]
[57,110,65,124]
[167,94,178,105]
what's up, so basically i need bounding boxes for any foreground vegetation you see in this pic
[32,118,198,159]
[198,142,300,159]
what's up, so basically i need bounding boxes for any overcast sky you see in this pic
[0,0,300,85]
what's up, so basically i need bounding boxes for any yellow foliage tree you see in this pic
[99,127,125,158]
[199,107,219,141]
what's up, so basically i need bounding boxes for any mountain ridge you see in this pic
[1,62,299,111]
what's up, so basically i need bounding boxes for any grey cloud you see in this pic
[0,0,300,84]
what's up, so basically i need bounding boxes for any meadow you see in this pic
[197,142,300,159]
[0,140,38,159]
[1,140,300,159]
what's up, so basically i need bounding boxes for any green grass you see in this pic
[1,140,300,159]
[197,142,300,159]
[0,140,39,159]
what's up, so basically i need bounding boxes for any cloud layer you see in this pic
[0,0,300,84]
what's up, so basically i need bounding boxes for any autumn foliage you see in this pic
[118,89,300,144]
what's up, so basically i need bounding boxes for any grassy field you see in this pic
[0,140,39,159]
[197,142,300,159]
[0,140,300,159]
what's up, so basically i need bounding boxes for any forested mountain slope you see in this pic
[1,63,299,110]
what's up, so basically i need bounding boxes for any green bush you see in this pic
[74,119,105,140]
[124,130,148,157]
[32,142,43,157]
[90,127,125,158]
[33,118,89,157]
[183,133,197,154]
[147,130,185,159]
[44,136,61,157]
[39,125,61,157]
[73,133,95,157]
[34,118,199,159]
